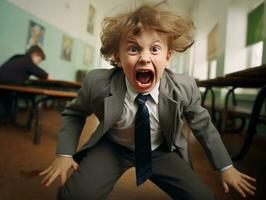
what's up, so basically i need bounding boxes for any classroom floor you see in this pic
[0,108,265,200]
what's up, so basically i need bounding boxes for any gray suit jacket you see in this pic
[56,68,232,170]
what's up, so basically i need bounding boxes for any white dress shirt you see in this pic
[107,78,163,151]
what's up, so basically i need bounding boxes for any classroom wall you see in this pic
[224,0,265,75]
[0,0,106,81]
[190,0,230,80]
[224,0,249,74]
[1,0,265,81]
[191,0,265,80]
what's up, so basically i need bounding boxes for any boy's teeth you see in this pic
[139,69,149,72]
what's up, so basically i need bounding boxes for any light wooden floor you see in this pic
[0,109,265,200]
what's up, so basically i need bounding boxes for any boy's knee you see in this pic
[185,187,216,200]
[57,185,108,200]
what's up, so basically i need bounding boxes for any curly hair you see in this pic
[100,2,195,67]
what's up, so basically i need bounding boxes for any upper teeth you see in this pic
[138,69,150,72]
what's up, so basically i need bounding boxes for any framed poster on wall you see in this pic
[26,20,45,49]
[61,34,73,62]
[84,44,94,67]
[207,23,219,61]
[86,4,96,35]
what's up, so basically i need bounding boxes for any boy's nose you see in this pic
[138,55,151,65]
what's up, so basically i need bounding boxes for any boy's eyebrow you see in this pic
[126,38,162,45]
[126,37,138,44]
[152,39,162,44]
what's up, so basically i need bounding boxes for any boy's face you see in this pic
[31,53,43,65]
[117,28,171,93]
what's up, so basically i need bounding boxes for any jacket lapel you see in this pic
[159,72,180,149]
[103,69,126,133]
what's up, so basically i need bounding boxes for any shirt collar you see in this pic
[125,78,159,104]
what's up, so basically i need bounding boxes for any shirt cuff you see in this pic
[219,164,233,172]
[57,154,73,158]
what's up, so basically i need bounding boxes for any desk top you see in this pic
[0,84,77,98]
[198,76,266,88]
[26,79,82,89]
[225,64,266,78]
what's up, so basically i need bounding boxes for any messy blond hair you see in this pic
[100,2,194,67]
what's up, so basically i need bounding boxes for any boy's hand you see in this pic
[39,156,78,187]
[220,166,256,198]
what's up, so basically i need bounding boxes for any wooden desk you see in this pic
[197,66,266,161]
[26,79,82,90]
[0,84,77,97]
[199,76,266,88]
[0,84,77,144]
[225,64,266,78]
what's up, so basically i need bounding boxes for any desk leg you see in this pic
[201,87,217,123]
[233,86,266,161]
[210,88,216,123]
[10,93,18,124]
[27,96,36,129]
[220,87,235,134]
[201,87,209,107]
[33,97,52,144]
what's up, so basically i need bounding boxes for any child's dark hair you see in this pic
[26,45,46,60]
[100,2,194,67]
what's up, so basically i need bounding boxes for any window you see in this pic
[246,3,264,46]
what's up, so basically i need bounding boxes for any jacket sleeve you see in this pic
[26,63,48,79]
[183,77,232,170]
[56,73,94,155]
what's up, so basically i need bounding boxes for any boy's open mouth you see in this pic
[135,69,154,87]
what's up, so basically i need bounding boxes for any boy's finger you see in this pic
[234,184,246,198]
[243,179,256,192]
[239,182,255,196]
[41,168,56,185]
[45,171,60,187]
[72,162,79,171]
[39,166,52,176]
[223,182,229,193]
[41,174,50,185]
[61,173,67,186]
[242,174,256,182]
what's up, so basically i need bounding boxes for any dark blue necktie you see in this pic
[135,94,152,186]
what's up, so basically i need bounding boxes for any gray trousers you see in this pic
[57,137,216,200]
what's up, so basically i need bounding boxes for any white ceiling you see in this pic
[96,0,197,17]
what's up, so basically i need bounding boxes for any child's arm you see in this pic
[183,77,256,197]
[39,156,78,187]
[220,166,256,198]
[39,72,94,186]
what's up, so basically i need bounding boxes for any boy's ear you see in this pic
[114,53,121,68]
[114,53,120,61]
[166,50,172,60]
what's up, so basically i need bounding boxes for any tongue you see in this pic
[137,72,151,84]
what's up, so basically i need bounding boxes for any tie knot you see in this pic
[136,94,149,105]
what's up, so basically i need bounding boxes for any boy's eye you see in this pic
[128,46,139,54]
[151,46,161,54]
